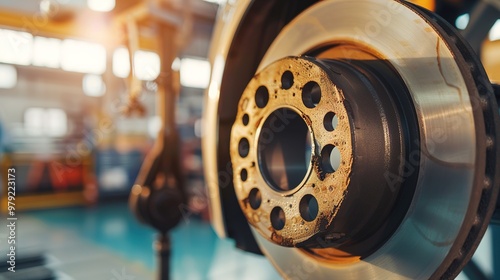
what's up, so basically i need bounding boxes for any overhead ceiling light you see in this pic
[180,57,211,89]
[82,74,106,97]
[61,39,106,74]
[112,47,130,78]
[33,36,61,68]
[0,29,33,65]
[46,108,68,137]
[114,48,162,81]
[87,0,115,12]
[24,108,68,137]
[24,108,45,136]
[134,50,161,81]
[0,64,17,89]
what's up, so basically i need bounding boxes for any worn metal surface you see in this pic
[230,57,353,246]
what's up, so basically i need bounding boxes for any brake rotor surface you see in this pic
[228,0,500,279]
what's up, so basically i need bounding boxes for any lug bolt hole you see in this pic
[270,207,286,230]
[239,138,250,158]
[242,114,249,126]
[299,194,319,222]
[248,188,261,210]
[302,81,321,108]
[281,70,294,90]
[255,86,269,108]
[323,112,338,131]
[241,168,248,182]
[321,144,341,173]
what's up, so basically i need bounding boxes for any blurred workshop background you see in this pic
[0,0,498,279]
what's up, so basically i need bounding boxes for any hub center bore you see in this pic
[257,107,312,193]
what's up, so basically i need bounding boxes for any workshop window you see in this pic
[133,50,161,81]
[24,108,68,137]
[112,47,161,81]
[82,74,106,97]
[179,57,211,89]
[61,39,106,74]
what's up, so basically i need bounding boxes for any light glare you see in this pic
[0,29,33,65]
[112,47,130,78]
[61,39,106,74]
[87,0,115,12]
[0,64,17,89]
[455,14,469,30]
[46,108,68,137]
[33,36,61,68]
[180,58,211,89]
[25,108,68,137]
[83,74,106,97]
[25,108,45,136]
[489,20,500,41]
[134,50,161,81]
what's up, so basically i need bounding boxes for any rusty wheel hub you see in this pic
[231,56,419,257]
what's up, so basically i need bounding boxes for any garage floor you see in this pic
[0,202,281,280]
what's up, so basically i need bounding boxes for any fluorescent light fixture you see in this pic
[114,48,161,80]
[61,39,106,74]
[87,0,115,12]
[0,29,33,65]
[24,108,45,136]
[489,20,500,41]
[46,108,67,137]
[112,47,130,78]
[134,50,161,81]
[33,36,61,68]
[25,108,67,137]
[82,74,106,97]
[180,57,211,89]
[0,64,17,89]
[455,13,469,30]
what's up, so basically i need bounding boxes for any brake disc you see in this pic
[205,0,500,279]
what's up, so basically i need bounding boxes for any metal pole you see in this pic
[155,233,171,280]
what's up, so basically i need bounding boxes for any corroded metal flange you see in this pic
[231,57,353,246]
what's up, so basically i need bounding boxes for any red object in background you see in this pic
[26,160,84,192]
